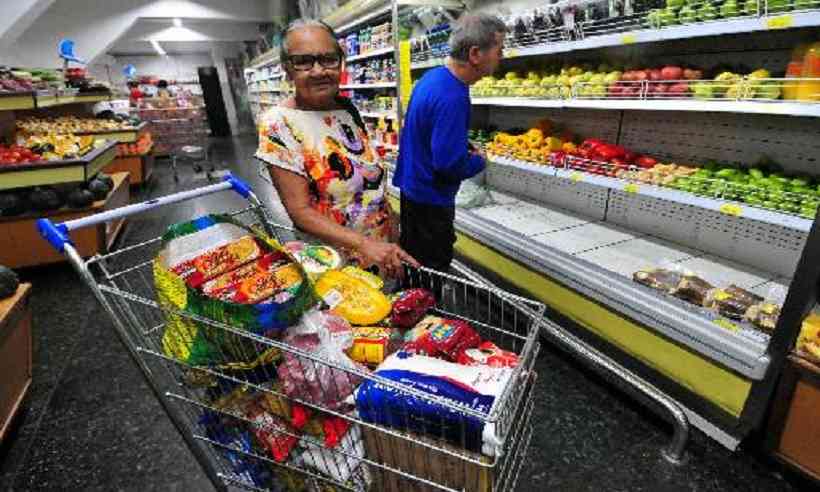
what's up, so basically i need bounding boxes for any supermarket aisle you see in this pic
[0,135,802,491]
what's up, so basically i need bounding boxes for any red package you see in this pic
[201,251,289,296]
[246,405,299,462]
[457,341,519,368]
[403,315,481,361]
[171,235,263,288]
[390,289,436,328]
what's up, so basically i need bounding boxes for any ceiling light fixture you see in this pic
[150,39,167,56]
[173,18,182,27]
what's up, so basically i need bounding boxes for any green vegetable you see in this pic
[749,168,764,180]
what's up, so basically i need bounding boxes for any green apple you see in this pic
[721,0,739,17]
[698,3,719,21]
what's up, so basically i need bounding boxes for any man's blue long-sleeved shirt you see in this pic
[392,66,485,207]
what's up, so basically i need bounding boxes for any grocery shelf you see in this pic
[331,4,392,34]
[456,195,774,379]
[412,11,820,70]
[489,156,813,233]
[472,97,820,118]
[411,58,447,70]
[0,140,117,191]
[340,82,396,90]
[0,92,35,110]
[346,46,394,63]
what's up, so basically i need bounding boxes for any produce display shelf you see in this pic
[360,111,396,119]
[346,46,394,63]
[411,11,820,70]
[72,122,149,143]
[0,92,35,110]
[489,156,813,233]
[472,97,820,118]
[456,193,775,379]
[117,142,154,159]
[340,82,396,90]
[0,141,117,191]
[0,172,130,268]
[106,144,154,185]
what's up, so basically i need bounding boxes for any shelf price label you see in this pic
[719,203,743,216]
[624,183,640,193]
[713,318,740,333]
[621,34,637,45]
[766,15,794,30]
[570,171,584,182]
[503,48,519,58]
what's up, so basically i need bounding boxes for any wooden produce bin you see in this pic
[767,354,820,482]
[0,172,130,268]
[0,283,32,441]
[105,147,154,186]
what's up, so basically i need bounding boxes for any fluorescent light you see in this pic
[150,39,166,56]
[173,18,182,27]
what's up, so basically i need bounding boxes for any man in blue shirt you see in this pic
[393,13,506,272]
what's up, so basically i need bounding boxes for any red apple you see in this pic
[668,82,690,95]
[649,68,663,81]
[621,71,635,81]
[633,70,649,81]
[683,68,702,80]
[661,66,683,80]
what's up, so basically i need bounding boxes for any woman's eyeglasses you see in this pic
[287,53,342,71]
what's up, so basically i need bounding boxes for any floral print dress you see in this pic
[256,106,395,263]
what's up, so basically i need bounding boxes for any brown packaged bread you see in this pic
[633,268,682,292]
[745,302,781,333]
[671,275,714,306]
[704,285,764,320]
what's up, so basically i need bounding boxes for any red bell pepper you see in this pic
[635,156,658,169]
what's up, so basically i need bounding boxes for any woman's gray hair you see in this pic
[280,18,344,61]
[448,13,507,62]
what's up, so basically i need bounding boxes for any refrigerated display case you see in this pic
[390,0,820,449]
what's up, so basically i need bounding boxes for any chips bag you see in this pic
[404,315,482,361]
[390,289,436,329]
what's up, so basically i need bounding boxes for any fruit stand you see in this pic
[0,282,32,442]
[381,0,820,456]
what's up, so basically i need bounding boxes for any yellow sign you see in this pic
[570,172,584,183]
[713,318,740,333]
[621,34,637,45]
[719,203,743,216]
[624,183,640,193]
[766,15,794,30]
[399,40,412,112]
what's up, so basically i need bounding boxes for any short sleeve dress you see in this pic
[255,106,396,264]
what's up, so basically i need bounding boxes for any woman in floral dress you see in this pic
[256,19,417,278]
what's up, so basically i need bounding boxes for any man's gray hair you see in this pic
[448,13,507,63]
[280,18,343,61]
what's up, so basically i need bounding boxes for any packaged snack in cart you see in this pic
[404,315,481,361]
[314,270,391,325]
[457,341,519,368]
[277,309,366,410]
[246,404,299,463]
[286,241,343,275]
[200,251,290,296]
[389,289,436,329]
[347,326,403,365]
[170,235,263,288]
[209,262,302,305]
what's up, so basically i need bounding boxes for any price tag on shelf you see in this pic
[766,15,794,30]
[570,171,584,183]
[713,318,740,333]
[624,183,640,193]
[719,203,743,216]
[503,48,519,58]
[621,34,637,45]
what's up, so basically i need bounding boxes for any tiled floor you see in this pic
[0,135,807,491]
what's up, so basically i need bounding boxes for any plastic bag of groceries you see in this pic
[277,309,367,410]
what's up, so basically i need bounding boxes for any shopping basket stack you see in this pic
[36,173,543,492]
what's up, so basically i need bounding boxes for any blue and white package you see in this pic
[354,351,513,456]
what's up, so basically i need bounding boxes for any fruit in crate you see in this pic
[23,134,97,160]
[697,2,719,21]
[0,144,42,164]
[17,116,138,136]
[678,5,697,23]
[721,0,740,17]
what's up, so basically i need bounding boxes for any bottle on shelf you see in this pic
[796,41,820,102]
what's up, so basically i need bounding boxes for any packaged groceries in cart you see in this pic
[37,172,544,492]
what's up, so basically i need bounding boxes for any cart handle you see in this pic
[37,172,255,253]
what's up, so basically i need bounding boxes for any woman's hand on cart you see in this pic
[358,237,419,278]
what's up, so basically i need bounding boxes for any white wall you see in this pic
[0,0,269,67]
[0,0,55,50]
[210,42,243,135]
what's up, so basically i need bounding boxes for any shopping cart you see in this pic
[36,173,543,492]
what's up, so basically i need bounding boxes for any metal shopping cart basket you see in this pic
[36,173,544,492]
